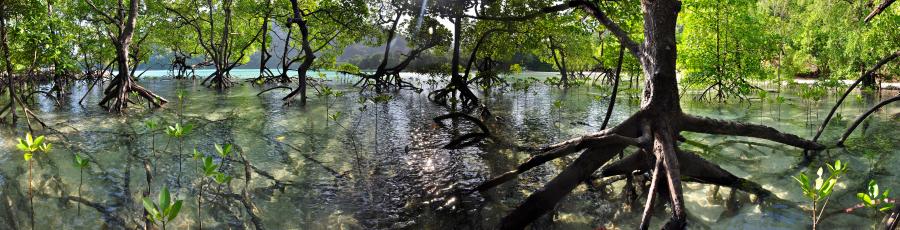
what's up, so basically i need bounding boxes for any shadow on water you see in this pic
[0,73,898,229]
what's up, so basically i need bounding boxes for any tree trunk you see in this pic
[97,0,168,113]
[0,2,16,123]
[258,1,272,78]
[283,0,315,105]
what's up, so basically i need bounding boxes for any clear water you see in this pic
[0,71,897,229]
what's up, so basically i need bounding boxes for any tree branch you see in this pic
[864,0,896,23]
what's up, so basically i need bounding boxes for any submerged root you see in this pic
[479,111,822,229]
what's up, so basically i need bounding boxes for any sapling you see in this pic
[793,160,848,229]
[370,95,393,155]
[73,154,89,216]
[16,133,51,230]
[552,99,563,139]
[142,186,183,230]
[165,123,193,187]
[317,86,345,126]
[857,179,894,224]
[195,144,233,228]
[145,119,158,157]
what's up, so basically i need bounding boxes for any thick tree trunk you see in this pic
[283,0,315,105]
[95,0,168,113]
[0,3,16,123]
[481,1,823,229]
[258,1,272,78]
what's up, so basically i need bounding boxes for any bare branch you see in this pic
[85,0,118,25]
[864,0,896,23]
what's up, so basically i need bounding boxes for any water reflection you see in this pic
[0,74,897,229]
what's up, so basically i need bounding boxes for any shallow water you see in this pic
[0,71,898,229]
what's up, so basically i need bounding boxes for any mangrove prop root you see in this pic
[433,112,492,149]
[482,112,821,229]
[836,94,900,146]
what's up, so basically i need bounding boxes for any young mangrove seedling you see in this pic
[165,122,193,187]
[857,179,894,221]
[553,99,563,139]
[369,94,393,155]
[73,154,90,216]
[145,119,159,157]
[142,186,183,230]
[793,160,848,229]
[17,133,51,229]
[318,87,344,127]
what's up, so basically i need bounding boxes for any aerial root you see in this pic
[256,86,292,96]
[483,112,820,229]
[680,115,825,150]
[434,112,492,149]
[498,145,624,230]
[475,131,648,193]
[836,94,900,146]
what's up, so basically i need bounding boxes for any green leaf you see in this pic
[33,135,45,146]
[159,187,170,213]
[16,142,28,152]
[870,180,879,198]
[142,197,159,218]
[24,153,33,161]
[166,200,183,222]
[26,133,33,146]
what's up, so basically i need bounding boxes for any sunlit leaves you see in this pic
[857,179,894,213]
[143,186,183,228]
[17,133,52,161]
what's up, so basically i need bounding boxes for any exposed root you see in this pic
[433,112,491,149]
[836,94,900,146]
[61,196,127,228]
[98,75,168,112]
[256,86,292,96]
[482,111,819,229]
[680,115,825,150]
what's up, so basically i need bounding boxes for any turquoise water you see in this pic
[0,71,897,229]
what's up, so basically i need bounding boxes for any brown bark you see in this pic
[472,1,823,229]
[864,0,896,23]
[88,0,168,113]
[282,0,315,105]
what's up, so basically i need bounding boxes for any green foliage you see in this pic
[214,143,233,159]
[679,0,778,100]
[73,154,89,169]
[335,63,361,74]
[142,186,183,229]
[793,160,848,228]
[794,160,847,202]
[165,123,194,139]
[857,179,893,213]
[17,133,52,161]
[509,64,523,74]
